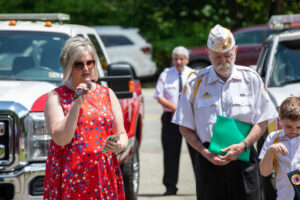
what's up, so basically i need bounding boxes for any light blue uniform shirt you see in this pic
[172,65,278,143]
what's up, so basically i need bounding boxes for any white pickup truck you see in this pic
[255,14,300,200]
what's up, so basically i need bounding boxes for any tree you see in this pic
[0,0,298,74]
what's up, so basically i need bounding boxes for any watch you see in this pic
[242,141,250,152]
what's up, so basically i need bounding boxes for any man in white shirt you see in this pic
[154,46,195,196]
[172,25,278,200]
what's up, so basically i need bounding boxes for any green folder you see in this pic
[208,116,252,162]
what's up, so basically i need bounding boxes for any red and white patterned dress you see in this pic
[43,84,125,200]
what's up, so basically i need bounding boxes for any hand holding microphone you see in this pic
[73,82,91,99]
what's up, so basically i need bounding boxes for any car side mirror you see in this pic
[97,63,134,99]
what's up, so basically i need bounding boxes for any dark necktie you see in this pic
[178,72,182,93]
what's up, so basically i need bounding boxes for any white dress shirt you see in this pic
[172,65,278,143]
[259,129,300,200]
[154,66,194,112]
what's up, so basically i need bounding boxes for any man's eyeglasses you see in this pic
[73,59,96,70]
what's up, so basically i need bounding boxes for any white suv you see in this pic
[93,26,157,79]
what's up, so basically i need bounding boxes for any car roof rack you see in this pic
[0,13,70,23]
[269,14,300,30]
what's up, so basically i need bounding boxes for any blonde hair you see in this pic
[279,96,300,121]
[60,36,99,83]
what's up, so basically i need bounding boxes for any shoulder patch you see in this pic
[158,67,171,81]
[262,82,268,94]
[158,77,163,82]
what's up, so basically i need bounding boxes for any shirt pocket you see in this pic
[195,96,218,126]
[231,95,252,122]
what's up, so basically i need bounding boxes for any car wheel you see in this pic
[189,61,210,70]
[121,140,139,200]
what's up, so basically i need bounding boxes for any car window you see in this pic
[88,34,108,70]
[234,30,262,44]
[234,29,279,45]
[269,39,300,87]
[0,31,68,82]
[100,35,134,47]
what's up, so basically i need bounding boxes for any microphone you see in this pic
[73,82,91,99]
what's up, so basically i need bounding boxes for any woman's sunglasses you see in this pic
[73,59,96,70]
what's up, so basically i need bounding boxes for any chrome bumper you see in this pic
[0,163,44,200]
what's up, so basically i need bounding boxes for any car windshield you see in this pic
[0,31,68,83]
[269,39,300,87]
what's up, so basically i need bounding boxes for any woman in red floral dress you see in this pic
[43,36,128,200]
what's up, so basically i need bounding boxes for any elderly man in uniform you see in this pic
[154,46,196,196]
[172,25,278,200]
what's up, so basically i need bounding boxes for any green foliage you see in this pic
[147,22,210,72]
[0,0,299,74]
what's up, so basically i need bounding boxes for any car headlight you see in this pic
[26,112,51,162]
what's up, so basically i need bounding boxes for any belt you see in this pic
[163,111,173,115]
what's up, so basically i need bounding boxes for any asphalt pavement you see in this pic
[138,88,196,200]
